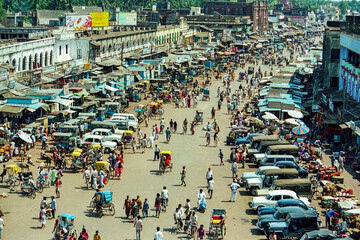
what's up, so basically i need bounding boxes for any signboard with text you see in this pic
[90,12,109,27]
[117,12,137,26]
[66,15,92,31]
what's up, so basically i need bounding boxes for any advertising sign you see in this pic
[90,12,109,27]
[117,12,137,26]
[66,15,92,31]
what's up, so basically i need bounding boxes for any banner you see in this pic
[90,12,109,27]
[66,15,92,31]
[117,12,137,26]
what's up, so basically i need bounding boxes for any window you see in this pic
[77,49,82,59]
[282,195,293,199]
[59,46,62,55]
[267,158,275,163]
[272,195,281,200]
[66,44,68,54]
[331,49,340,60]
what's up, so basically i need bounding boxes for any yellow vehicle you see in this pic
[5,164,18,174]
[71,151,83,172]
[159,151,172,175]
[73,148,83,154]
[95,161,110,171]
[156,99,163,107]
[92,144,102,149]
[123,130,134,147]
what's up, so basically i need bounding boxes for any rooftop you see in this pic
[83,30,155,41]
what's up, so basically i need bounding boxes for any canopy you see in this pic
[344,209,360,214]
[16,130,32,143]
[284,118,300,126]
[287,110,304,119]
[262,112,278,121]
[292,125,310,135]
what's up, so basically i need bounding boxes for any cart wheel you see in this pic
[90,201,96,211]
[37,184,44,193]
[109,204,115,216]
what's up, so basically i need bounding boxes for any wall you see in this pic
[322,28,340,89]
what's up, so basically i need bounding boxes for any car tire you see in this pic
[250,187,258,196]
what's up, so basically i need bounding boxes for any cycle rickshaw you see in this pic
[209,209,227,239]
[90,190,115,218]
[54,213,77,239]
[159,151,173,175]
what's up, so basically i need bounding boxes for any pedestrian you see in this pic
[180,166,186,186]
[205,130,211,146]
[41,134,47,150]
[196,189,206,210]
[55,177,61,198]
[50,196,56,219]
[142,198,149,218]
[154,144,160,161]
[208,177,214,199]
[169,119,174,132]
[141,135,147,153]
[124,195,131,218]
[135,195,143,215]
[0,215,4,239]
[91,167,98,190]
[161,186,169,211]
[229,180,240,202]
[93,230,101,240]
[206,168,213,184]
[219,149,224,166]
[83,167,90,188]
[137,128,143,146]
[197,224,207,240]
[149,134,154,148]
[339,153,345,172]
[40,206,46,229]
[231,161,238,178]
[134,216,143,240]
[154,226,163,240]
[174,121,177,134]
[211,107,216,119]
[154,193,162,218]
[241,151,245,168]
[131,138,136,154]
[184,199,190,216]
[325,209,337,228]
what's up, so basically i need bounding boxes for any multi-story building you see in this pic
[203,0,268,31]
[322,21,341,89]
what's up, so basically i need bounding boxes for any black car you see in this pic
[275,161,308,178]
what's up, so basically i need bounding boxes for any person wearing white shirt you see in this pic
[197,189,206,210]
[206,168,213,184]
[229,180,240,202]
[154,227,163,240]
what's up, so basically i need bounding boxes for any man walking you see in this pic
[154,145,160,161]
[134,216,143,240]
[231,161,238,178]
[229,180,240,202]
[154,226,163,240]
[206,168,213,184]
[50,196,56,219]
[208,177,214,199]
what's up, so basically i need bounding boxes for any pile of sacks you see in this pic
[323,182,337,196]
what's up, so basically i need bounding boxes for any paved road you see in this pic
[2,39,359,240]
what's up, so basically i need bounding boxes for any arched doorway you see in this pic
[50,51,53,65]
[18,58,20,71]
[108,44,112,52]
[34,53,38,68]
[40,52,43,67]
[45,52,48,66]
[28,55,32,70]
[12,59,16,69]
[22,56,26,71]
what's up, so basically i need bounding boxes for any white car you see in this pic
[241,166,279,184]
[111,113,138,131]
[86,128,123,144]
[81,134,117,153]
[250,190,310,211]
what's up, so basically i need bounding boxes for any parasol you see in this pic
[291,125,310,135]
[288,110,304,119]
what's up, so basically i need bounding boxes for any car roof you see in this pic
[276,206,306,214]
[305,230,335,238]
[92,128,112,132]
[259,166,280,170]
[268,190,297,196]
[277,199,306,206]
[288,210,317,219]
[268,145,299,150]
[84,134,103,139]
[275,161,296,165]
[264,155,295,158]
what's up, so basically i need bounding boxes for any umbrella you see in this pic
[16,130,33,144]
[288,110,304,119]
[262,112,278,121]
[285,118,300,126]
[344,209,360,215]
[292,125,310,135]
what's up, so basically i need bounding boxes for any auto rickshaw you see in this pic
[71,151,83,172]
[90,190,115,218]
[123,130,134,148]
[96,107,106,121]
[95,161,110,172]
[55,214,76,239]
[159,151,173,175]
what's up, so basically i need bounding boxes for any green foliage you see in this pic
[0,1,6,20]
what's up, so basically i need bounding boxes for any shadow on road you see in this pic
[250,228,265,237]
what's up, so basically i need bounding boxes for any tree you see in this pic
[0,1,6,21]
[339,1,349,16]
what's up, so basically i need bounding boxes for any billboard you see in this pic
[117,12,137,26]
[90,12,109,27]
[66,15,92,31]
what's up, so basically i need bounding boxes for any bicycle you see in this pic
[311,176,321,200]
[187,224,197,239]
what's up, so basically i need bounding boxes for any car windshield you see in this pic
[265,195,272,200]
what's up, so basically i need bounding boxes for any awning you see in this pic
[27,102,48,111]
[104,85,120,92]
[64,109,76,114]
[16,130,32,143]
[0,105,24,114]
[90,41,101,47]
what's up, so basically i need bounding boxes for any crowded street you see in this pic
[1,30,360,240]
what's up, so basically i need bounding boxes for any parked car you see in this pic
[85,128,123,145]
[265,145,300,162]
[259,155,296,167]
[264,211,319,239]
[250,190,310,211]
[226,127,249,145]
[248,140,290,162]
[258,199,311,217]
[241,166,279,184]
[234,133,264,145]
[275,161,309,178]
[257,206,306,230]
[246,135,279,149]
[299,230,340,240]
[256,178,312,201]
[111,113,138,131]
[244,169,299,196]
[81,135,117,153]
